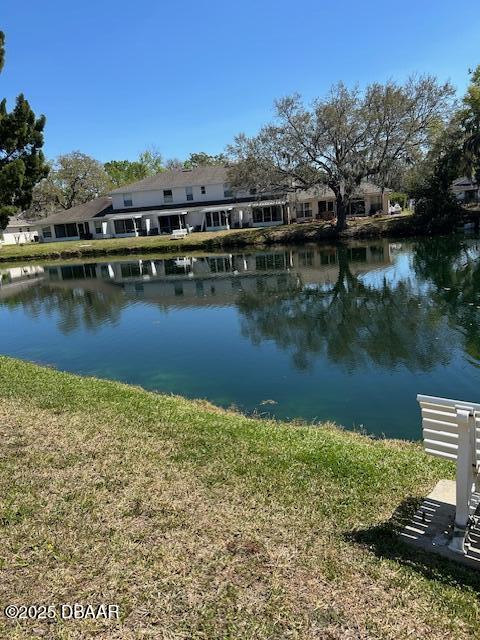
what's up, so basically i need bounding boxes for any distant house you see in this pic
[33,166,390,243]
[0,217,38,245]
[452,177,479,204]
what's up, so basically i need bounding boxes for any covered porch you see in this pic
[249,201,286,227]
[201,206,232,232]
[52,221,93,241]
[112,215,144,238]
[157,211,189,235]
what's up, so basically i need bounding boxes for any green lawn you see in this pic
[0,228,261,263]
[0,357,478,638]
[0,214,418,264]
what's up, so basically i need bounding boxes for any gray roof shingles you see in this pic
[109,166,229,194]
[5,216,36,230]
[34,196,113,226]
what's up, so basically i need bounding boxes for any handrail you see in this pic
[417,394,480,413]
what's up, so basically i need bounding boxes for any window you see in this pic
[200,185,206,195]
[320,250,337,265]
[208,257,231,273]
[252,206,282,224]
[205,211,228,227]
[54,223,78,238]
[255,254,287,271]
[163,189,173,203]
[95,223,102,234]
[164,260,191,276]
[348,200,365,216]
[120,262,148,278]
[123,193,133,207]
[298,250,314,267]
[369,199,383,215]
[114,219,135,234]
[59,264,96,280]
[42,227,52,238]
[47,267,60,280]
[295,202,312,218]
[185,186,193,201]
[318,200,334,215]
[223,183,233,198]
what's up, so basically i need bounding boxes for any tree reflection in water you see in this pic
[2,237,480,373]
[236,241,471,372]
[1,284,125,334]
[413,236,480,363]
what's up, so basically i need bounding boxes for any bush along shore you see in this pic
[0,211,472,264]
[1,356,480,639]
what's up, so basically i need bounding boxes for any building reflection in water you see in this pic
[32,241,392,309]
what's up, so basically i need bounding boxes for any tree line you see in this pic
[1,25,479,230]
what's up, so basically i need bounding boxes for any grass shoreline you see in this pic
[0,356,479,638]
[0,213,422,264]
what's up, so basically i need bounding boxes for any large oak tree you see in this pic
[30,151,111,215]
[228,77,454,230]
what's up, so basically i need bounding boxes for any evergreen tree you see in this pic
[461,65,480,183]
[0,30,48,229]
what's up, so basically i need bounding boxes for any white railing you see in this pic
[418,394,480,553]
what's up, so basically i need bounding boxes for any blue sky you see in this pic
[2,0,479,163]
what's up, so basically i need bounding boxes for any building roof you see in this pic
[5,216,36,230]
[109,166,229,194]
[452,177,478,189]
[297,182,389,199]
[34,197,113,226]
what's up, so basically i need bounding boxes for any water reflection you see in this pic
[413,237,480,363]
[0,237,479,375]
[237,243,455,372]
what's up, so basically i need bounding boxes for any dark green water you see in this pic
[1,235,480,439]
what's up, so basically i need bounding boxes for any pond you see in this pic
[1,235,480,440]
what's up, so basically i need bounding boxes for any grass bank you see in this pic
[0,214,419,264]
[0,357,479,639]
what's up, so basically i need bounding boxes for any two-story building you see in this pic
[34,166,390,243]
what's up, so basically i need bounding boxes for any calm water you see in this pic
[1,236,480,439]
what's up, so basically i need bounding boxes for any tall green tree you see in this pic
[138,146,163,175]
[104,159,149,188]
[407,66,480,224]
[460,65,480,183]
[228,77,454,231]
[183,151,227,169]
[0,30,48,229]
[30,151,110,215]
[407,119,464,228]
[104,146,164,188]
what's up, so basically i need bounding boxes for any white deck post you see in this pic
[449,407,474,553]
